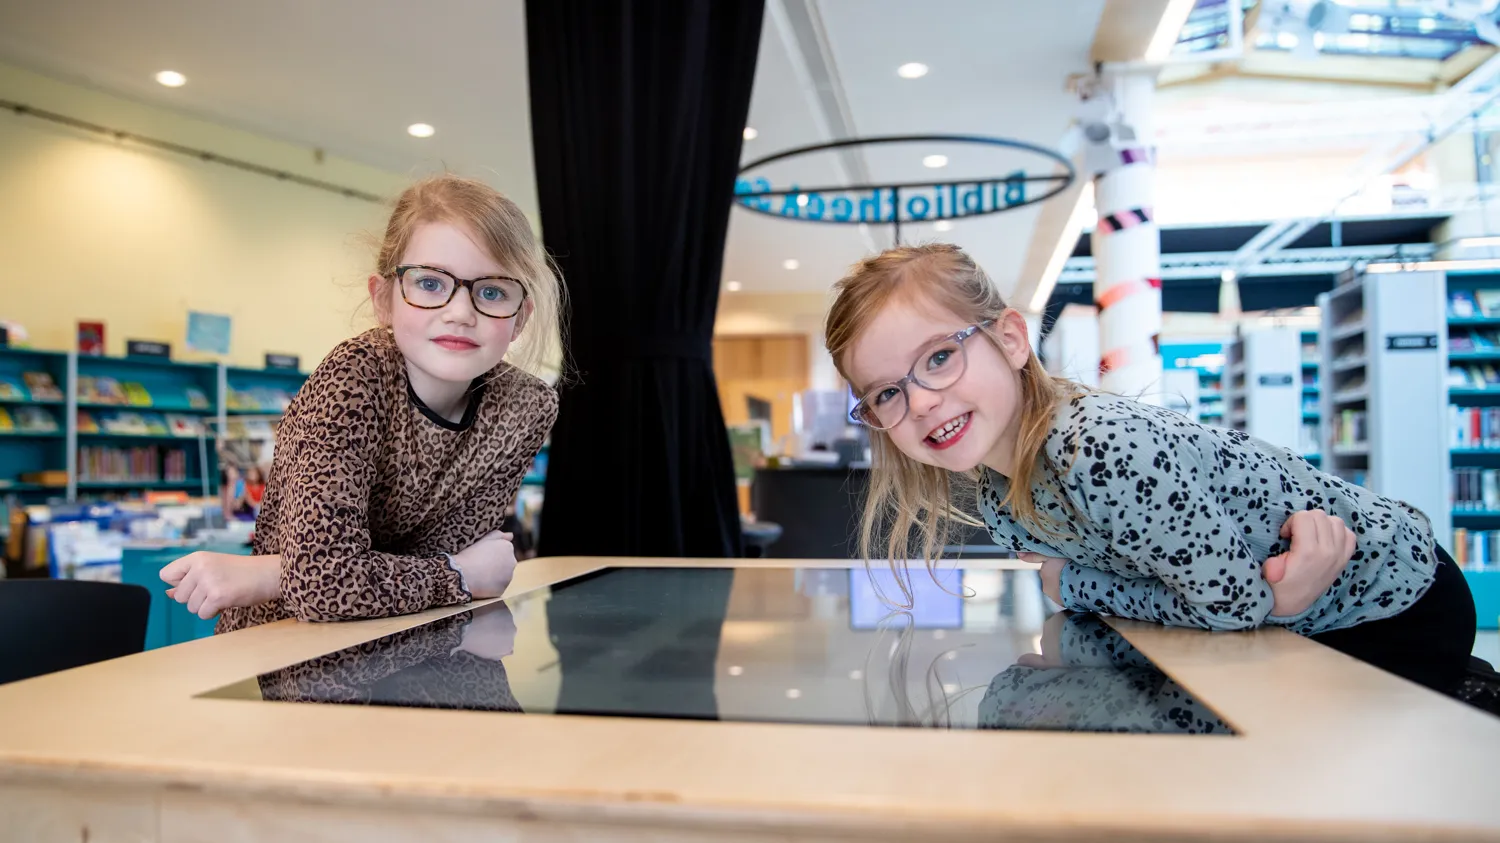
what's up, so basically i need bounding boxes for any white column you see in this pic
[1091,70,1163,400]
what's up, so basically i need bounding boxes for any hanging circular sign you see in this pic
[732,134,1076,231]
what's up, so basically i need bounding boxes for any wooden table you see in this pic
[1,556,1497,842]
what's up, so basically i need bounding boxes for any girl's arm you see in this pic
[273,345,471,622]
[1059,417,1275,631]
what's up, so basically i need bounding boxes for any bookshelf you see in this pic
[1222,327,1302,453]
[1445,272,1500,594]
[0,348,307,507]
[1300,330,1321,463]
[1316,269,1450,542]
[1160,341,1227,426]
[0,348,68,500]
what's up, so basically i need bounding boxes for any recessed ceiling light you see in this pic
[407,123,435,138]
[923,154,948,169]
[743,126,758,140]
[848,669,863,680]
[782,259,800,270]
[726,281,743,292]
[154,70,186,88]
[933,220,954,232]
[785,688,802,699]
[727,665,744,676]
[897,62,929,79]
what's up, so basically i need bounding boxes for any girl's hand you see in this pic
[456,604,518,660]
[1019,552,1066,606]
[160,552,282,620]
[1016,609,1070,669]
[452,531,519,599]
[1264,508,1356,619]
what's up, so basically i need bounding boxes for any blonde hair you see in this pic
[824,244,1078,602]
[371,174,569,383]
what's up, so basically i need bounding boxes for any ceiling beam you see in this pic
[1091,0,1172,64]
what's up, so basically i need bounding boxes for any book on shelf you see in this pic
[1452,467,1500,511]
[78,444,189,483]
[12,407,58,433]
[1477,290,1500,318]
[1450,290,1480,318]
[164,414,204,437]
[100,411,150,436]
[122,382,152,406]
[1331,409,1367,445]
[0,376,24,401]
[75,410,99,434]
[185,387,210,410]
[1451,330,1500,353]
[141,413,168,435]
[228,387,294,412]
[0,408,12,432]
[78,376,128,405]
[1452,528,1500,570]
[22,372,62,402]
[1452,407,1500,448]
[1449,364,1500,388]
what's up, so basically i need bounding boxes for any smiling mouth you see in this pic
[432,336,479,351]
[926,412,971,448]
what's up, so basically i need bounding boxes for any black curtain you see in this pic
[528,1,763,558]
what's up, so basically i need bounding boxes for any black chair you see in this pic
[0,580,150,685]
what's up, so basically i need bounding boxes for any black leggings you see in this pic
[1309,546,1477,693]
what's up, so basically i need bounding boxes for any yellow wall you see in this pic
[0,62,412,368]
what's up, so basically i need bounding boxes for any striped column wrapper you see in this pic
[1096,206,1153,235]
[1094,276,1161,311]
[1099,334,1162,375]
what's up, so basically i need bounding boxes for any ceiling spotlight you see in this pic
[154,70,187,88]
[727,665,744,676]
[897,62,929,79]
[785,688,803,699]
[407,123,435,138]
[923,154,948,169]
[783,259,800,270]
[933,220,954,232]
[743,126,758,140]
[726,281,743,292]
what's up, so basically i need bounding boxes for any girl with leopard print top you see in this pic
[161,175,564,632]
[825,243,1478,696]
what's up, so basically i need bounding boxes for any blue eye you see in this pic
[476,284,507,302]
[927,349,954,370]
[415,275,447,293]
[873,387,901,406]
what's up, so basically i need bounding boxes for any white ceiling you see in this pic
[0,0,1109,300]
[0,0,539,212]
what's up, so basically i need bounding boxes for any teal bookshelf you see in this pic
[0,348,307,505]
[1446,272,1500,584]
[1160,341,1226,426]
[225,365,307,416]
[0,348,68,498]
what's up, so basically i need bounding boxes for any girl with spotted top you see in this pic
[160,175,564,637]
[826,243,1479,697]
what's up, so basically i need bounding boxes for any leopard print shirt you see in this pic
[218,328,558,633]
[979,392,1438,635]
[258,612,520,712]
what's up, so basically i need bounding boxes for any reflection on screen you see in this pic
[848,566,963,630]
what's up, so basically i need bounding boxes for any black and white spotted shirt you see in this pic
[978,392,1439,635]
